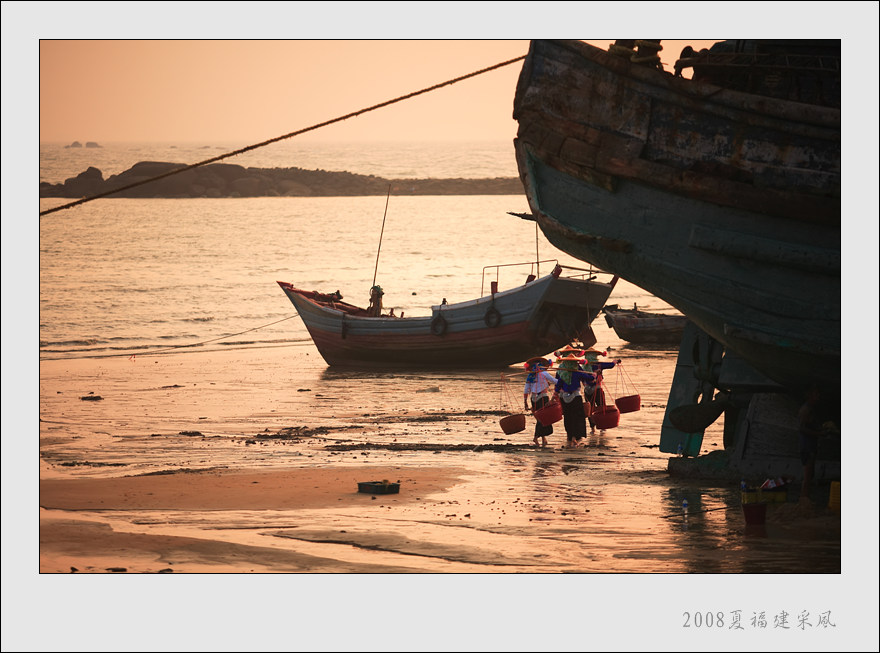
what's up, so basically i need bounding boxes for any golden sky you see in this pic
[21,1,869,146]
[36,39,725,144]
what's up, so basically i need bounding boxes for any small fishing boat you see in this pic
[602,304,688,345]
[277,262,618,367]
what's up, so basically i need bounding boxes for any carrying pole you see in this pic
[372,185,392,288]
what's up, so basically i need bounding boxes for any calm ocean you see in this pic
[38,140,668,361]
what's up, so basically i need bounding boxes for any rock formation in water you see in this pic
[39,161,522,198]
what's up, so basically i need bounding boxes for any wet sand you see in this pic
[20,338,867,649]
[33,343,843,575]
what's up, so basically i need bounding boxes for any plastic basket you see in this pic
[615,394,641,414]
[591,406,620,429]
[499,413,526,435]
[533,400,563,426]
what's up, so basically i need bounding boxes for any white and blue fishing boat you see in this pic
[278,262,618,368]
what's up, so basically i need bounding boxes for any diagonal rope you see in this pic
[39,54,527,217]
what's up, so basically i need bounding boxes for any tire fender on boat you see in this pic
[430,315,448,336]
[484,306,502,328]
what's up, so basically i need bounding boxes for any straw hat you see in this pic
[557,353,584,364]
[524,356,551,370]
[583,347,607,362]
[556,344,584,357]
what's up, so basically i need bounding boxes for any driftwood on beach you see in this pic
[39,161,523,199]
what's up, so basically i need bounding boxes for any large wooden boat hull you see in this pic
[278,269,618,367]
[513,40,840,390]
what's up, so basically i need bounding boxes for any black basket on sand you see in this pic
[358,481,400,494]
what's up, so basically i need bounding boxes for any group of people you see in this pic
[522,344,621,448]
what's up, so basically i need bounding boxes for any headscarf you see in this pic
[557,357,580,385]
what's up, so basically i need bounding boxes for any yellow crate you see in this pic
[741,490,760,504]
[759,488,787,503]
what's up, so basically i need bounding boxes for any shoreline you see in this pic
[39,160,523,199]
[39,465,467,574]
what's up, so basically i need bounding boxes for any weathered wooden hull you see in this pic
[278,270,617,367]
[513,40,840,390]
[603,308,688,345]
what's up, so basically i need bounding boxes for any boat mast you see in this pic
[372,184,392,289]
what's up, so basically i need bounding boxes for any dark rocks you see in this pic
[40,160,522,199]
[63,167,104,197]
[63,140,101,147]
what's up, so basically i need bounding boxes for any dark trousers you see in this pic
[561,396,587,441]
[531,395,554,438]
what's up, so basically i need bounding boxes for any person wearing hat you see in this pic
[367,285,384,317]
[523,357,555,446]
[552,353,595,447]
[582,348,621,433]
[584,347,620,433]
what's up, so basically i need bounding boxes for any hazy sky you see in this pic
[37,39,717,145]
[10,1,872,149]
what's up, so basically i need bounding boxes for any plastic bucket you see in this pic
[742,502,767,525]
[615,394,641,414]
[591,406,620,429]
[499,413,526,435]
[828,481,840,511]
[533,400,563,426]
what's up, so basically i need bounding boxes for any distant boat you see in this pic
[277,263,618,367]
[512,39,840,391]
[602,304,688,345]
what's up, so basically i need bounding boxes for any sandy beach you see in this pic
[32,341,846,576]
[40,465,469,574]
[18,336,867,651]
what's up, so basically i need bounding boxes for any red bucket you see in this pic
[533,400,563,426]
[615,394,641,414]
[499,413,526,435]
[591,406,620,430]
[742,502,767,525]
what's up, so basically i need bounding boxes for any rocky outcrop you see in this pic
[39,161,523,198]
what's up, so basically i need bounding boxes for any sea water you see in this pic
[38,140,671,360]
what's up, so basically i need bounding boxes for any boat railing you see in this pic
[480,260,609,297]
[675,51,841,76]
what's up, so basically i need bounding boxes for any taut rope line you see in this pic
[39,54,527,217]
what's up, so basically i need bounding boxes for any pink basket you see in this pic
[499,413,526,435]
[591,406,620,429]
[615,394,641,414]
[533,400,563,426]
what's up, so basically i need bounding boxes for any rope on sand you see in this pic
[41,313,300,361]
